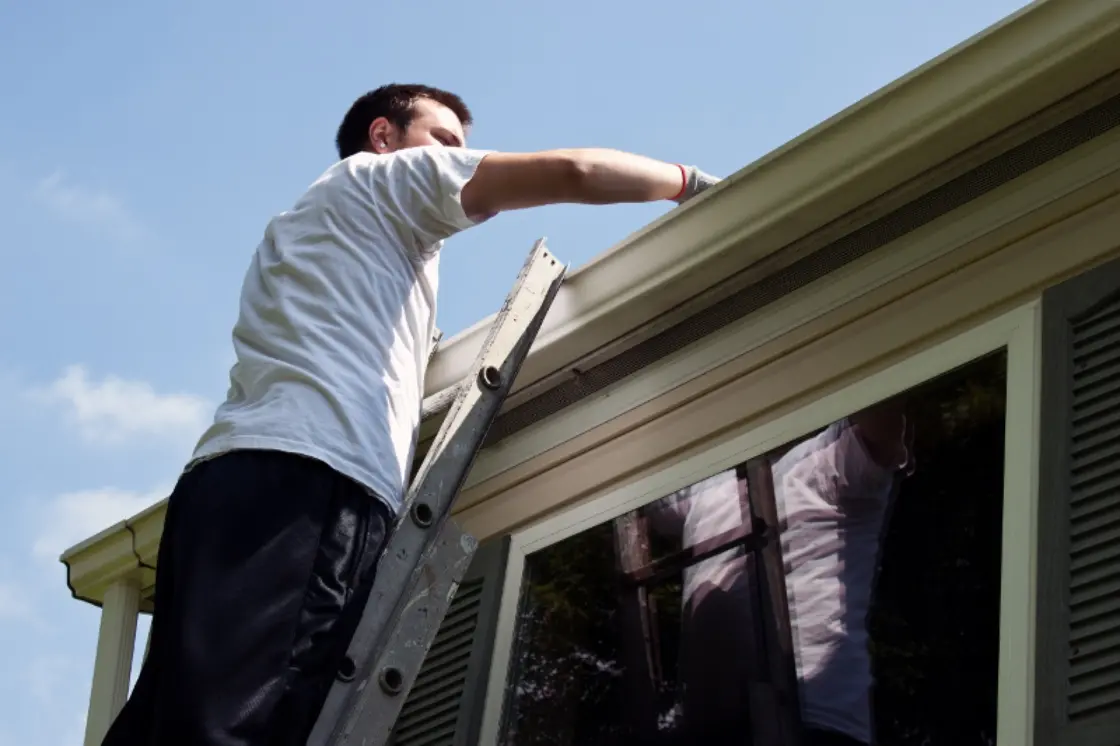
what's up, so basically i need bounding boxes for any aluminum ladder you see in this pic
[306,239,566,746]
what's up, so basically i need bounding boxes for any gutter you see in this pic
[420,0,1120,418]
[60,498,165,609]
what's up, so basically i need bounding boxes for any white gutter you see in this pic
[422,0,1120,404]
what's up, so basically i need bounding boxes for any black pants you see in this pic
[102,449,393,746]
[804,728,866,746]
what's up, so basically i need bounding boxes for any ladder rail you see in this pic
[307,239,566,746]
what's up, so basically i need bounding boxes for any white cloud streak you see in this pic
[31,365,211,447]
[0,582,35,622]
[26,655,76,705]
[32,171,147,245]
[32,485,168,561]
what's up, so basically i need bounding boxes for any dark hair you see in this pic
[335,83,473,159]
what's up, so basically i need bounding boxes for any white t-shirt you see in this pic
[189,145,493,515]
[662,419,901,744]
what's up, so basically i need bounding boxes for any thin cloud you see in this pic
[0,582,35,622]
[32,171,148,245]
[25,655,77,705]
[32,485,168,561]
[30,365,211,447]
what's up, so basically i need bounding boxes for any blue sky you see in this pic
[0,0,1030,743]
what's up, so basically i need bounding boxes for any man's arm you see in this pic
[460,149,719,219]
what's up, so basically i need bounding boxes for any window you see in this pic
[497,352,1008,746]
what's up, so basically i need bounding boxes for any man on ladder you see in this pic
[100,83,720,746]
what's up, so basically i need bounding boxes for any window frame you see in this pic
[477,301,1043,746]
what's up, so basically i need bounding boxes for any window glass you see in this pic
[500,351,1006,746]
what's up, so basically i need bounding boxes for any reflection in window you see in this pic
[500,352,1006,746]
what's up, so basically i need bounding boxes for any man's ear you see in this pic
[368,116,394,154]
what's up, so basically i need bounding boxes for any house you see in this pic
[61,1,1120,744]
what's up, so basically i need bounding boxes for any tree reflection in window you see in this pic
[501,352,1006,746]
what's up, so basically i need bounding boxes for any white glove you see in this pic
[673,165,722,204]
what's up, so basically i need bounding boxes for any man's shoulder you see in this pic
[317,149,439,194]
[292,148,494,247]
[338,147,452,171]
[320,148,493,189]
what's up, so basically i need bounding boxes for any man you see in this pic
[101,83,720,746]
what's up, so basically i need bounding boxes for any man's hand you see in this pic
[674,165,722,204]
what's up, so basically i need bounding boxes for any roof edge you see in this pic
[61,497,166,608]
[422,0,1120,398]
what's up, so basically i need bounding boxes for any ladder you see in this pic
[306,239,567,746]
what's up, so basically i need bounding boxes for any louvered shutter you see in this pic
[388,535,510,746]
[1036,256,1120,745]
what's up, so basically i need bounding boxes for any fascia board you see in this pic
[422,0,1120,404]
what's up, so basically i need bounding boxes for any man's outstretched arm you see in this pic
[460,149,720,218]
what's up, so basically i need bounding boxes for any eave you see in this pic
[420,0,1120,424]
